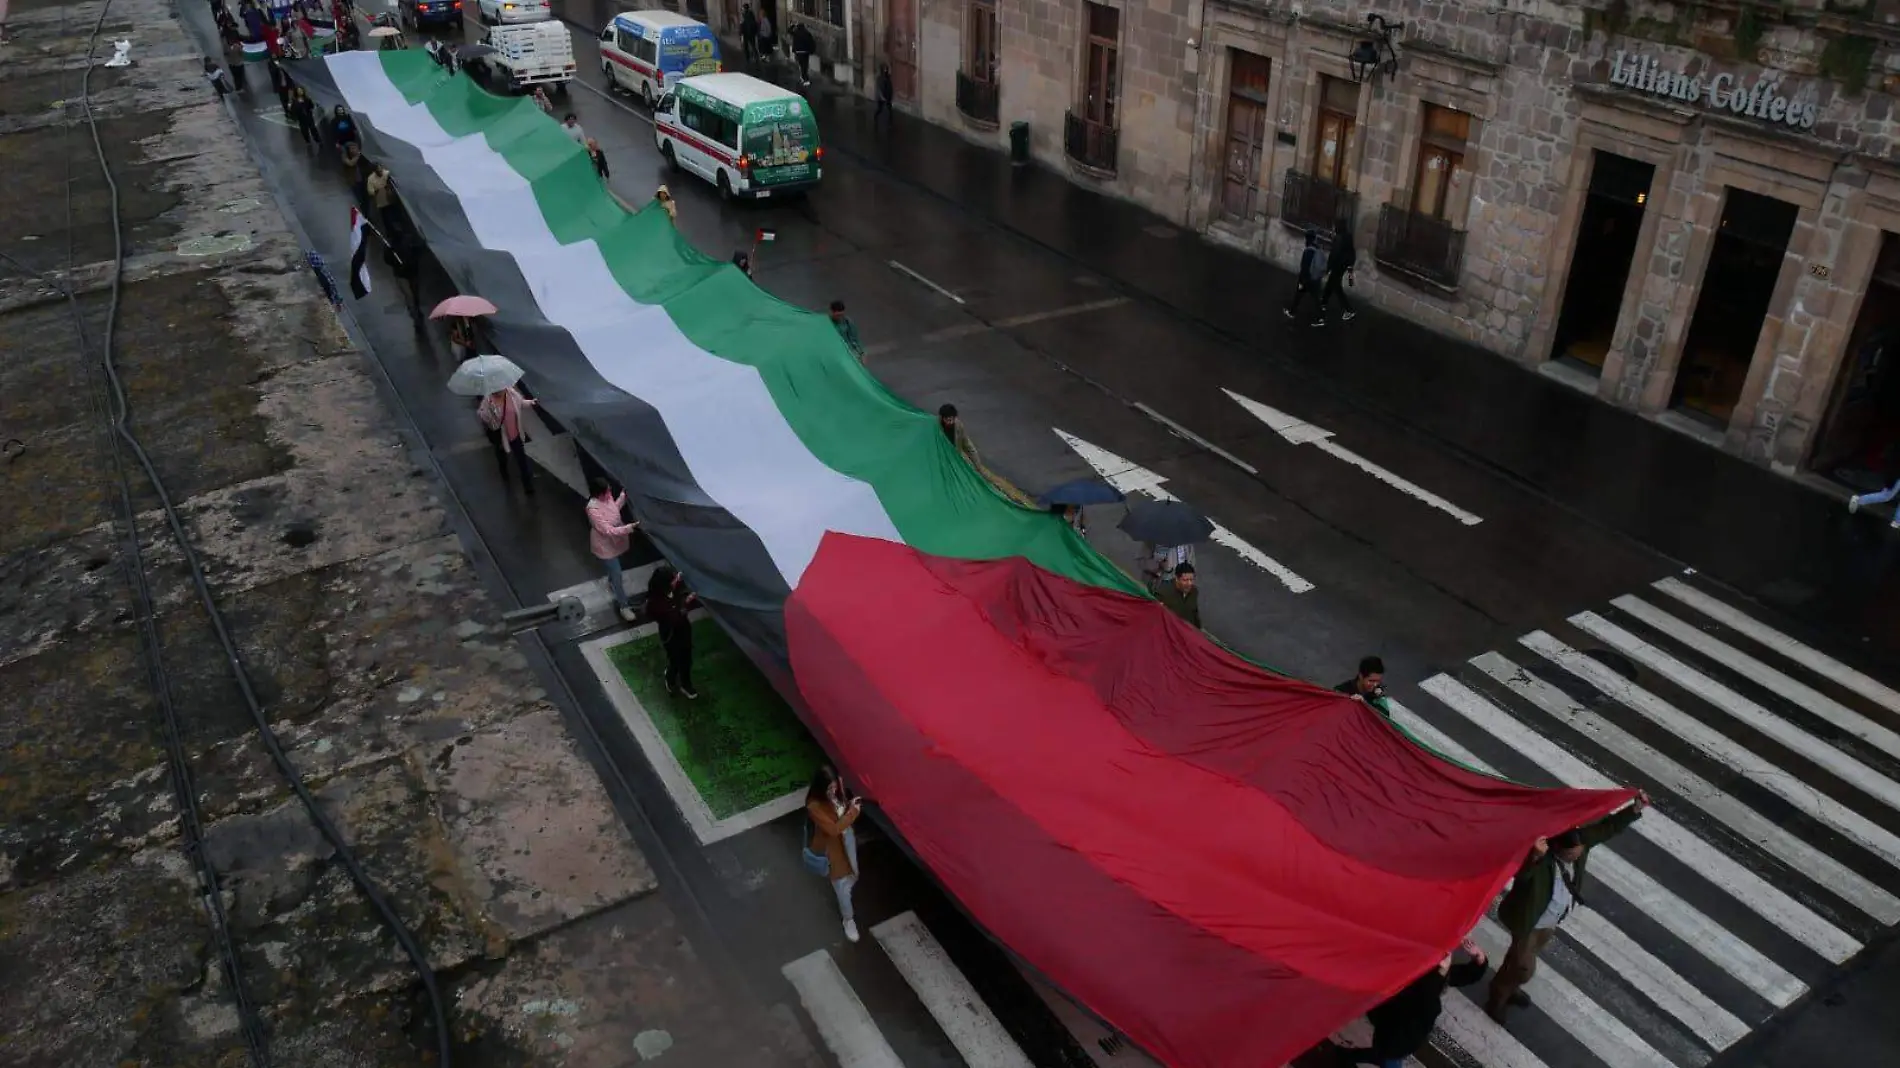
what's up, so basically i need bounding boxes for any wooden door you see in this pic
[1220,53,1270,220]
[883,0,918,101]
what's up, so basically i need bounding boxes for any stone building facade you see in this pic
[730,0,1900,479]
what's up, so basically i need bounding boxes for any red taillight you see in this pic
[452,2,460,7]
[814,145,824,161]
[737,155,750,172]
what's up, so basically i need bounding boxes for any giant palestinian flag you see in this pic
[290,51,1636,1068]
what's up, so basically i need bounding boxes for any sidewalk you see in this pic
[734,57,1900,667]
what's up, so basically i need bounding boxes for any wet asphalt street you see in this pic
[200,9,1900,1068]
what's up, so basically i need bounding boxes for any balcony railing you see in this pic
[1280,170,1358,236]
[1375,201,1467,289]
[956,70,1000,125]
[1064,111,1118,174]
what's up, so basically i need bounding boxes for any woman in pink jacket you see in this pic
[586,477,640,622]
[477,386,536,493]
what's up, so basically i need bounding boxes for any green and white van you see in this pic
[653,73,823,200]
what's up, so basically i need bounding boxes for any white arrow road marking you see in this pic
[1053,428,1315,594]
[1224,389,1483,526]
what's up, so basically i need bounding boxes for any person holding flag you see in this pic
[347,205,374,301]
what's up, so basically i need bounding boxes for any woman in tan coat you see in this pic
[806,765,863,942]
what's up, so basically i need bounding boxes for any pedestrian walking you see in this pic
[1335,655,1387,704]
[829,300,863,359]
[739,2,759,64]
[647,566,699,698]
[365,162,398,237]
[268,55,292,114]
[1486,794,1648,1025]
[731,250,752,277]
[803,764,864,942]
[203,57,235,97]
[758,11,775,63]
[1332,942,1489,1068]
[874,64,894,130]
[1138,541,1194,592]
[653,185,677,223]
[1315,218,1359,326]
[224,40,250,90]
[448,315,478,362]
[532,86,554,115]
[791,21,815,85]
[290,86,320,147]
[561,113,586,144]
[1154,562,1201,628]
[586,478,641,623]
[1848,477,1900,529]
[476,384,537,493]
[586,137,610,180]
[1284,228,1326,321]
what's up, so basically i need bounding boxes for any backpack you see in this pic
[1306,246,1329,282]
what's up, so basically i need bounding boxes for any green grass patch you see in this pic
[606,618,824,819]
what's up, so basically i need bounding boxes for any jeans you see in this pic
[1319,269,1354,312]
[663,623,694,692]
[601,554,628,608]
[1859,479,1900,506]
[485,428,535,491]
[831,827,859,920]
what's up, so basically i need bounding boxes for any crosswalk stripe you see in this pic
[1520,631,1900,877]
[1571,611,1900,815]
[869,912,1033,1068]
[1561,908,1749,1051]
[781,949,906,1068]
[1653,578,1900,716]
[1389,695,1807,1008]
[1614,595,1900,764]
[1467,918,1681,1068]
[1471,652,1900,925]
[1438,986,1552,1068]
[1423,673,1859,967]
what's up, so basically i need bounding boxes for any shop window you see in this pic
[1412,103,1470,220]
[1815,233,1900,483]
[1671,188,1800,424]
[1080,2,1119,127]
[1312,76,1358,190]
[1065,2,1119,170]
[1549,151,1655,371]
[793,0,844,26]
[966,0,998,82]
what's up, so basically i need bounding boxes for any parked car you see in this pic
[396,0,463,28]
[474,0,549,25]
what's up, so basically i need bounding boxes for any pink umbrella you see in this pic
[430,294,499,320]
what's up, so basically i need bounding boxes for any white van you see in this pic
[654,73,823,200]
[598,10,721,108]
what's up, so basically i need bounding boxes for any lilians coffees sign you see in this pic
[1609,50,1818,130]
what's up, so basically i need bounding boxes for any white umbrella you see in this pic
[446,354,525,396]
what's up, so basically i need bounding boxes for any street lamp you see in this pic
[1349,14,1402,84]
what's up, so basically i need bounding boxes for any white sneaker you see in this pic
[1849,495,1863,513]
[843,919,859,943]
[1890,518,1899,530]
[617,605,637,622]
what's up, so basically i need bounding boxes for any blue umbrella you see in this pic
[1038,479,1125,508]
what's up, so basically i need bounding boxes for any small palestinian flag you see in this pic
[754,227,777,243]
[241,40,270,63]
[348,207,372,299]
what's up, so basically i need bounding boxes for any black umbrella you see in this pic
[1037,478,1125,508]
[456,43,498,60]
[1118,500,1214,546]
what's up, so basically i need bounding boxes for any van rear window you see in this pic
[743,119,815,167]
